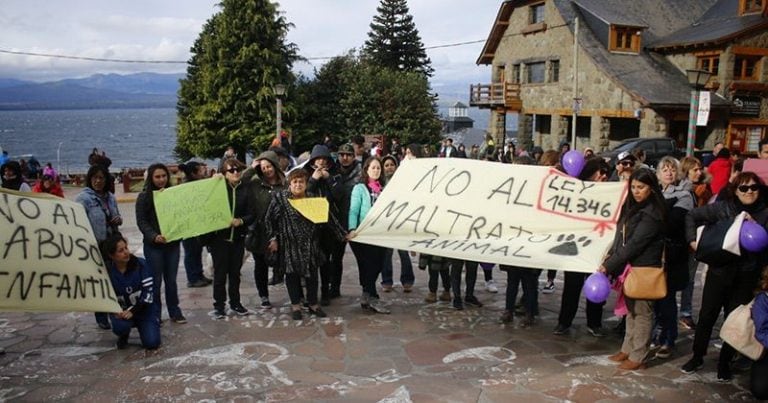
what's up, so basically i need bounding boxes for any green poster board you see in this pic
[153,177,231,241]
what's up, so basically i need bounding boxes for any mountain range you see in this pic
[0,72,498,130]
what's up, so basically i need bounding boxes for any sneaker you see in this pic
[618,359,646,370]
[116,335,129,350]
[403,284,413,293]
[291,310,303,320]
[260,297,272,309]
[464,295,484,308]
[717,363,733,382]
[171,315,187,324]
[542,281,555,294]
[655,346,672,359]
[439,290,451,302]
[309,307,327,318]
[586,326,606,338]
[499,310,514,324]
[424,292,437,303]
[369,300,391,314]
[679,316,696,330]
[202,275,213,285]
[214,308,227,319]
[231,305,250,316]
[485,280,498,293]
[681,356,704,374]
[553,324,570,335]
[382,284,393,293]
[452,298,464,310]
[187,279,209,288]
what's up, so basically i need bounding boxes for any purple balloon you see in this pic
[480,262,495,270]
[562,150,586,177]
[583,272,611,303]
[740,221,768,252]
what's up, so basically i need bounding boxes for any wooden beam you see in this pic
[522,107,636,118]
[732,45,768,56]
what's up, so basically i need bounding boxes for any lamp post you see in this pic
[685,69,713,157]
[274,84,286,141]
[56,141,63,176]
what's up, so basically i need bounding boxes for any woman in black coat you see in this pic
[600,168,667,371]
[681,171,768,381]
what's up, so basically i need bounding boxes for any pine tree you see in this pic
[175,0,298,160]
[363,0,434,77]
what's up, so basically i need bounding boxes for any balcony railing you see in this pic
[469,82,522,110]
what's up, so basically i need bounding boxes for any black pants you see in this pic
[350,241,386,298]
[428,269,450,293]
[450,260,478,299]
[253,253,269,299]
[321,239,347,297]
[210,237,245,310]
[285,271,318,306]
[692,269,758,364]
[752,354,768,400]
[557,271,604,328]
[502,266,540,315]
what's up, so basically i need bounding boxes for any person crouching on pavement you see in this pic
[103,233,160,350]
[266,168,347,320]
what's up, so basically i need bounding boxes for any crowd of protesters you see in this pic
[2,136,768,400]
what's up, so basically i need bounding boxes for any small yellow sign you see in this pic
[288,197,329,223]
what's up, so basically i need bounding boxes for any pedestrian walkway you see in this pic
[0,189,760,401]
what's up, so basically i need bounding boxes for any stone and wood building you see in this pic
[470,0,768,154]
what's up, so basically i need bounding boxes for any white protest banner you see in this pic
[353,158,628,273]
[0,188,121,313]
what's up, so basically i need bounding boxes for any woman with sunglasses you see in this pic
[681,172,768,381]
[210,158,254,319]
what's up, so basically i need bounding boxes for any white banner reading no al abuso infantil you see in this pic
[353,158,628,273]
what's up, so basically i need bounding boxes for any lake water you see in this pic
[0,108,178,173]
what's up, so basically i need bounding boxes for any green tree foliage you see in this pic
[363,0,434,77]
[340,60,441,145]
[175,0,298,161]
[290,54,357,151]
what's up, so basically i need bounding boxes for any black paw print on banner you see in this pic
[548,234,592,256]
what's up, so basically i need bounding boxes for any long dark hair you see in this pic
[721,171,765,204]
[359,156,385,186]
[620,168,667,224]
[1,161,24,190]
[179,161,204,182]
[144,163,172,191]
[100,232,139,270]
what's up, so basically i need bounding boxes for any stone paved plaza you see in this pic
[0,187,761,402]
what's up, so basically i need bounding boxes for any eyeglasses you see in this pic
[619,161,635,167]
[226,167,241,174]
[738,184,760,193]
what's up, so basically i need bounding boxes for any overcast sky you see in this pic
[0,0,497,92]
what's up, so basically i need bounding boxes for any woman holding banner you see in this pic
[209,157,254,319]
[178,162,213,288]
[348,157,391,314]
[103,234,160,350]
[76,164,122,330]
[600,168,666,371]
[136,163,186,325]
[265,169,347,320]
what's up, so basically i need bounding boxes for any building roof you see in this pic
[477,0,732,107]
[650,0,768,50]
[451,101,468,108]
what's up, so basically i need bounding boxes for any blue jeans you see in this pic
[653,292,679,347]
[182,237,204,284]
[110,312,161,349]
[144,242,182,320]
[679,255,698,318]
[381,248,415,286]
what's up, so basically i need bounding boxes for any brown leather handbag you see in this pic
[620,224,667,300]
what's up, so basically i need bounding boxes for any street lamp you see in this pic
[685,69,713,156]
[56,141,63,176]
[274,84,286,141]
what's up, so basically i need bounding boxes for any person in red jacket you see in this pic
[707,148,732,196]
[31,174,64,197]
